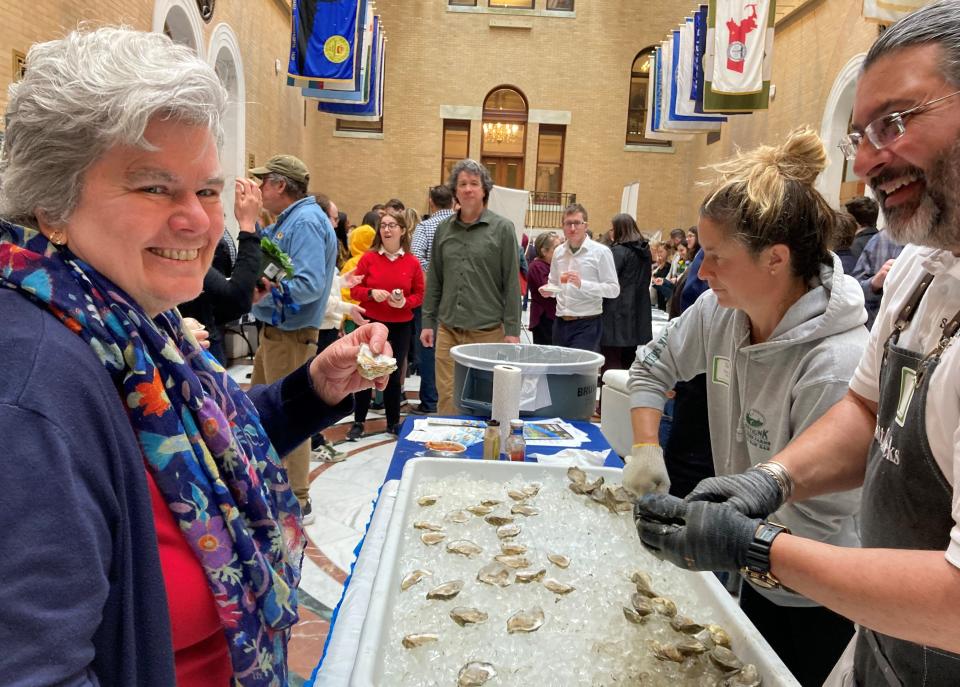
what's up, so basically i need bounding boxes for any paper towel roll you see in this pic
[491,364,522,445]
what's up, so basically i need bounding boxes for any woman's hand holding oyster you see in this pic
[308,323,394,405]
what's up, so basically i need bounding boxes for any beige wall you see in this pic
[1,0,884,234]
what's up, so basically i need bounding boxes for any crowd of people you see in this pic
[2,1,959,684]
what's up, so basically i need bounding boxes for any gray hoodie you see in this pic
[629,253,868,606]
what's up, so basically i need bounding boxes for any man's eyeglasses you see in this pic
[838,90,960,161]
[563,220,586,228]
[380,221,401,230]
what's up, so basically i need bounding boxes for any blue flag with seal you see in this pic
[288,0,364,87]
[318,16,384,121]
[301,11,376,103]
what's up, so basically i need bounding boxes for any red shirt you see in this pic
[350,250,425,322]
[146,469,233,686]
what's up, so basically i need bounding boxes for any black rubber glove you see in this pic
[634,493,761,572]
[684,468,784,518]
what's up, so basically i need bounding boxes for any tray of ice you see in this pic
[349,458,799,687]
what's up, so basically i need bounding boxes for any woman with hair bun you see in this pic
[626,128,869,685]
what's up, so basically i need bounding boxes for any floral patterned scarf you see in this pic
[0,220,305,686]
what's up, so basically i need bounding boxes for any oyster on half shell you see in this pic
[401,633,438,649]
[356,343,397,380]
[446,539,483,558]
[426,580,464,600]
[400,569,432,591]
[510,504,539,516]
[420,531,446,545]
[477,561,512,587]
[458,661,497,687]
[449,606,489,626]
[515,568,546,583]
[484,514,514,527]
[507,606,545,634]
[547,553,570,569]
[496,524,521,539]
[543,578,575,595]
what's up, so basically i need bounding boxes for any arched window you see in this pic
[626,47,668,146]
[481,86,528,189]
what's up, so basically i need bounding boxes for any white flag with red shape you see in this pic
[711,0,771,95]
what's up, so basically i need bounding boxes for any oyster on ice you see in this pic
[631,570,656,598]
[725,664,761,687]
[630,593,654,616]
[515,568,546,583]
[651,640,685,663]
[496,524,522,539]
[477,561,512,587]
[674,637,707,656]
[446,509,470,524]
[521,482,542,496]
[458,661,497,687]
[426,580,464,600]
[420,532,446,545]
[547,553,570,569]
[401,633,439,649]
[705,624,733,648]
[622,606,647,624]
[510,504,539,516]
[449,606,489,626]
[417,494,439,506]
[543,578,575,595]
[400,569,432,591]
[447,539,483,558]
[651,596,678,617]
[413,520,444,531]
[484,514,514,527]
[709,646,744,673]
[500,542,527,555]
[479,498,502,507]
[355,343,397,380]
[494,553,530,569]
[507,606,545,634]
[671,616,705,635]
[466,504,494,516]
[507,489,528,501]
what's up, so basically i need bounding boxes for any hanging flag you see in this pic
[703,0,775,112]
[318,20,385,121]
[648,46,693,140]
[672,22,726,125]
[662,37,722,133]
[862,0,932,23]
[287,0,365,87]
[690,5,709,109]
[710,0,772,95]
[301,11,377,103]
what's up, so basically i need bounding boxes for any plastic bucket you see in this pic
[450,343,604,420]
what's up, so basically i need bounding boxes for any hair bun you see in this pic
[773,126,827,186]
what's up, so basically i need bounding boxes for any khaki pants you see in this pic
[251,324,319,505]
[436,323,504,415]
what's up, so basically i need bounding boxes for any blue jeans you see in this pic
[413,307,437,408]
[553,316,602,352]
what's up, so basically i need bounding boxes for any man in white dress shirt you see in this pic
[540,203,619,351]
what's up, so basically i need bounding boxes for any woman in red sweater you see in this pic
[348,209,425,437]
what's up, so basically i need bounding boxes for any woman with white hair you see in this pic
[0,28,390,685]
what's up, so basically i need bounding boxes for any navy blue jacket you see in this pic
[0,288,349,686]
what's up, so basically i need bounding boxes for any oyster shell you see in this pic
[567,466,587,485]
[671,616,705,635]
[710,646,744,672]
[496,524,521,539]
[674,637,707,656]
[547,553,570,569]
[401,632,439,649]
[543,578,575,595]
[466,504,494,516]
[705,624,732,648]
[400,569,432,592]
[356,343,397,380]
[507,489,528,501]
[484,514,514,527]
[446,509,470,524]
[417,494,439,506]
[476,561,512,587]
[494,553,530,569]
[510,504,539,516]
[570,475,604,495]
[447,539,483,558]
[420,531,446,546]
[724,664,761,687]
[521,482,542,496]
[631,570,656,598]
[458,661,497,687]
[651,640,685,663]
[515,568,546,583]
[507,606,545,634]
[622,606,647,624]
[630,593,654,616]
[413,520,444,531]
[480,498,502,507]
[426,579,464,600]
[450,606,489,626]
[500,542,527,555]
[598,485,634,513]
[652,596,678,617]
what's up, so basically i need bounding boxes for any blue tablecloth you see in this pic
[385,415,622,482]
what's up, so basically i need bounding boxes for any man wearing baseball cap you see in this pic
[248,154,338,525]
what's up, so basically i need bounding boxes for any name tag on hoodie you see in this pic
[712,356,731,386]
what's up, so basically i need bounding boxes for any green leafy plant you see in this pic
[259,237,294,280]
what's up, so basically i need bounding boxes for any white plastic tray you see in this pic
[349,458,799,686]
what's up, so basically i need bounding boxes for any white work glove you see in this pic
[623,443,670,496]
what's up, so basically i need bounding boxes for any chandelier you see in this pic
[483,121,521,145]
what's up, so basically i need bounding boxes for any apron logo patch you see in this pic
[874,424,901,466]
[712,356,731,386]
[895,367,917,428]
[743,409,771,451]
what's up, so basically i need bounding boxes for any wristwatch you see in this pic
[741,522,790,590]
